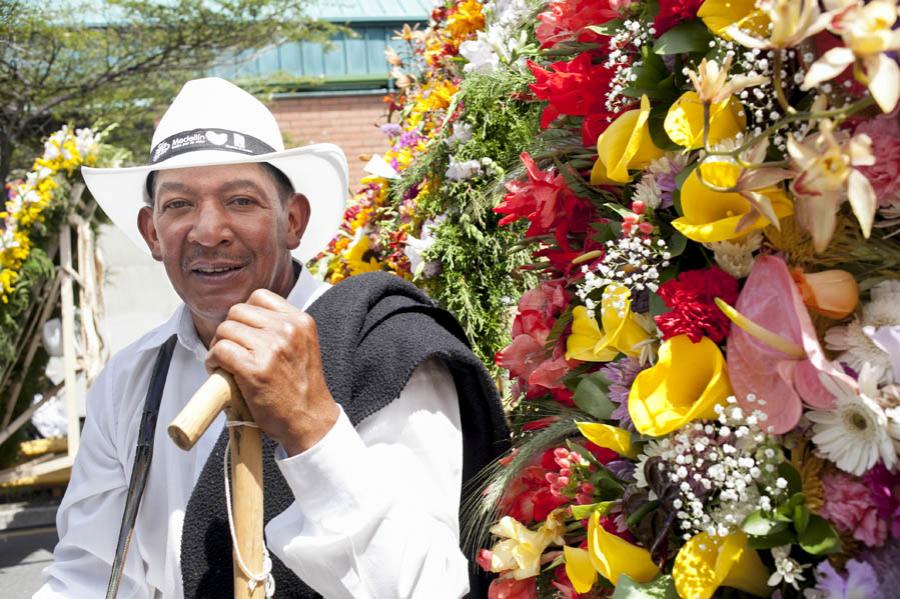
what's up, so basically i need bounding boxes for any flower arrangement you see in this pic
[1,126,102,303]
[462,0,900,597]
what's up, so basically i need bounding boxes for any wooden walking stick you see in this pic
[168,370,269,599]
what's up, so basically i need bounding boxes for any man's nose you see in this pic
[186,200,234,247]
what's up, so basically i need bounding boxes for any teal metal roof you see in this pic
[308,0,430,22]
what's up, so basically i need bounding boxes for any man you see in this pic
[35,78,507,598]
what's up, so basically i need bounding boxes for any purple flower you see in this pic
[864,462,900,538]
[811,559,882,599]
[379,123,403,137]
[859,539,900,595]
[600,357,645,431]
[397,130,422,149]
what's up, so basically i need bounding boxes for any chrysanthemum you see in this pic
[807,370,896,476]
[825,280,900,385]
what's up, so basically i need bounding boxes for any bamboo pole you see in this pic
[59,224,80,458]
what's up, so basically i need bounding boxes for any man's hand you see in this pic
[205,288,339,456]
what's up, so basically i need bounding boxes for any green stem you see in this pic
[773,51,794,115]
[626,500,660,528]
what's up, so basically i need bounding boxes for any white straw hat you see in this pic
[82,77,349,261]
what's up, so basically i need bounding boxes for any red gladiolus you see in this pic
[527,53,624,146]
[653,0,704,36]
[654,266,740,343]
[488,577,538,599]
[535,0,625,49]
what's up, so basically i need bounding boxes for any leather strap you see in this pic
[106,334,178,599]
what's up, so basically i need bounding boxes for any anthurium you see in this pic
[565,285,652,362]
[673,531,769,598]
[588,511,659,585]
[576,421,637,459]
[591,95,663,184]
[564,546,597,593]
[628,335,732,437]
[663,91,746,150]
[671,162,793,243]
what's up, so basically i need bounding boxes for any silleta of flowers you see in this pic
[1,126,101,302]
[318,0,900,596]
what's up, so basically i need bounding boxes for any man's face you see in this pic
[137,163,308,335]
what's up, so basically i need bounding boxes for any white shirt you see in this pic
[35,268,469,598]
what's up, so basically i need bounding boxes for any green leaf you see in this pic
[741,509,788,536]
[621,48,678,101]
[612,574,678,599]
[572,371,616,419]
[778,462,803,496]
[586,20,625,36]
[649,292,668,317]
[647,101,680,152]
[667,231,688,258]
[571,501,614,520]
[794,504,811,535]
[747,528,795,550]
[653,20,714,55]
[798,515,842,556]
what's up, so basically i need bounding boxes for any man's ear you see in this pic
[284,193,310,250]
[137,206,163,261]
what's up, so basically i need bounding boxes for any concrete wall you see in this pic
[269,92,391,185]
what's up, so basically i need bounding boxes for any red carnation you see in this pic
[653,0,704,36]
[527,52,626,146]
[494,152,595,249]
[654,266,739,343]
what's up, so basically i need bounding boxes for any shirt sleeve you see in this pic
[33,365,151,599]
[265,357,469,599]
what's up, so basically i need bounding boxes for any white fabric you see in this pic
[34,268,469,598]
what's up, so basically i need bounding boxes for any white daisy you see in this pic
[825,280,900,385]
[807,368,897,476]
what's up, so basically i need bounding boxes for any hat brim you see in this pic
[82,143,348,262]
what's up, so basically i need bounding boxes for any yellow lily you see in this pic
[591,95,663,184]
[565,285,652,362]
[628,335,732,437]
[673,531,770,598]
[588,511,659,585]
[564,546,597,593]
[576,422,637,459]
[664,91,746,150]
[672,162,793,243]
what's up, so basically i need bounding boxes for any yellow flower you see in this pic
[344,234,381,276]
[591,95,663,184]
[802,0,900,112]
[565,285,652,362]
[576,422,637,459]
[564,546,597,593]
[446,0,485,39]
[673,531,769,599]
[485,512,566,579]
[698,0,769,38]
[664,92,746,150]
[672,162,793,243]
[588,511,659,585]
[725,0,835,50]
[787,119,877,252]
[628,335,732,437]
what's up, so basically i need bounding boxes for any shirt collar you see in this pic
[134,262,326,359]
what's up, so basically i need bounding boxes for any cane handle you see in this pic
[168,369,237,450]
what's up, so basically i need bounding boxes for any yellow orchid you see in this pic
[484,512,566,580]
[628,335,732,437]
[802,0,900,112]
[588,511,659,585]
[564,546,597,593]
[698,0,769,38]
[565,285,653,362]
[664,92,746,150]
[591,95,663,184]
[671,162,793,243]
[788,119,877,252]
[725,0,835,50]
[686,56,770,104]
[576,422,637,459]
[673,531,770,599]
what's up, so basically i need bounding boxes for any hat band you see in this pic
[149,128,276,164]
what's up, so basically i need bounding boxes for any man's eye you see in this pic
[230,196,255,207]
[163,199,189,210]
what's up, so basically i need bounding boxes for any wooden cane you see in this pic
[168,370,265,599]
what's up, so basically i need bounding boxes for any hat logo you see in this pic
[152,141,171,161]
[205,130,228,145]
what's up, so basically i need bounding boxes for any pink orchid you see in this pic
[724,255,852,433]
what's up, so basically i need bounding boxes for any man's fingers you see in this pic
[247,288,297,314]
[225,302,279,330]
[204,338,251,376]
[213,319,268,352]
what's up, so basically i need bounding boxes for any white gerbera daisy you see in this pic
[807,367,897,476]
[825,280,900,385]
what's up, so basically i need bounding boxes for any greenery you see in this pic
[0,0,338,183]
